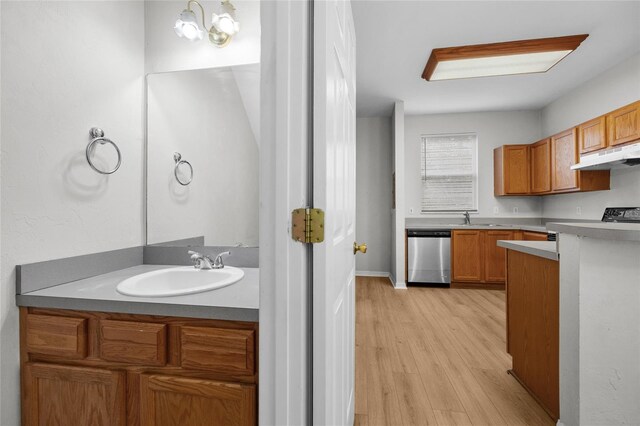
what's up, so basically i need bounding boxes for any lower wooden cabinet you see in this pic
[506,250,559,420]
[20,307,258,426]
[451,229,515,287]
[139,375,256,426]
[451,230,483,282]
[522,231,549,241]
[23,363,126,426]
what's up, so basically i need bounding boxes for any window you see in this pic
[421,133,478,212]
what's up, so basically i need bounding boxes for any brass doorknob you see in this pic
[353,242,367,255]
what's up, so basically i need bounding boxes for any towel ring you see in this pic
[86,128,122,175]
[174,152,193,186]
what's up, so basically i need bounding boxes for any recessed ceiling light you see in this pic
[422,34,589,81]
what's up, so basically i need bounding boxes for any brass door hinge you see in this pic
[292,208,325,243]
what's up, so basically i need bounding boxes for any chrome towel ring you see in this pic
[86,128,122,175]
[174,152,193,186]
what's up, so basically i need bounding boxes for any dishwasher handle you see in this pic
[407,229,451,238]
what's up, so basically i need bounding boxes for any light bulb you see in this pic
[211,1,239,36]
[174,9,204,41]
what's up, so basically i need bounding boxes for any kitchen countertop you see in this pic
[406,223,551,233]
[547,222,640,242]
[497,240,559,261]
[16,265,259,322]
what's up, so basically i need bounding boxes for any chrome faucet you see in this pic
[463,211,471,225]
[189,250,231,270]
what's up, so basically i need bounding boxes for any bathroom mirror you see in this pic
[146,64,259,247]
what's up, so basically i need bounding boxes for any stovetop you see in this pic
[602,207,640,223]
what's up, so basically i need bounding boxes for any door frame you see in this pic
[259,1,313,424]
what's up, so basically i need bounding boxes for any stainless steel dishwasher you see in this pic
[407,229,451,285]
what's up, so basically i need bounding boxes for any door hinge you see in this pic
[292,208,325,243]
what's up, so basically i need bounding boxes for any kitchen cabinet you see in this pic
[530,138,551,194]
[551,128,610,194]
[20,307,258,426]
[451,229,515,288]
[506,249,559,420]
[551,128,580,192]
[607,101,640,147]
[494,145,531,196]
[484,230,515,283]
[578,116,607,154]
[522,231,548,241]
[451,230,483,282]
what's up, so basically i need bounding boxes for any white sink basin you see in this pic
[116,266,245,297]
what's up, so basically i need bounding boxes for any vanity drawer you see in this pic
[180,326,256,375]
[25,314,88,359]
[99,320,167,366]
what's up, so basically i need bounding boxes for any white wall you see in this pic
[0,2,145,424]
[147,66,259,246]
[541,53,640,220]
[391,101,406,288]
[144,0,260,74]
[356,117,392,275]
[404,110,543,219]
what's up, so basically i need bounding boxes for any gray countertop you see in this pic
[547,222,640,242]
[17,265,259,322]
[406,223,551,233]
[497,240,559,261]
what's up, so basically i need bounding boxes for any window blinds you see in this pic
[421,133,478,212]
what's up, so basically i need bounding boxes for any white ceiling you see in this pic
[352,1,640,117]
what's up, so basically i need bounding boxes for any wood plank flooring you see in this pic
[355,276,554,426]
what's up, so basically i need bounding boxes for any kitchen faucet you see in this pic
[188,250,231,270]
[463,211,471,225]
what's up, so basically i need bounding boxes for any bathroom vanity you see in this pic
[20,307,257,425]
[17,258,259,426]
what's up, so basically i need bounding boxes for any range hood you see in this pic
[572,142,640,171]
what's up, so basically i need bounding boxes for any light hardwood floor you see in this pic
[355,276,554,426]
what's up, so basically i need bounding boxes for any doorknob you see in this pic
[353,242,367,255]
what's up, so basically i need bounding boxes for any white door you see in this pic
[313,0,357,425]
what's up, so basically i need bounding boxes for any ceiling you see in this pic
[352,1,640,117]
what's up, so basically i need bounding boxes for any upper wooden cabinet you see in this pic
[494,145,530,196]
[607,101,640,147]
[578,116,607,154]
[551,128,580,192]
[530,138,551,194]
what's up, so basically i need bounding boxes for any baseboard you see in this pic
[393,281,407,290]
[356,270,391,278]
[451,281,505,290]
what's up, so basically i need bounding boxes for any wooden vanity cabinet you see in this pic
[530,138,552,194]
[451,229,515,288]
[494,145,531,196]
[20,307,258,426]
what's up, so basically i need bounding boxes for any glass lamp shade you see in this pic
[211,2,239,36]
[174,10,204,41]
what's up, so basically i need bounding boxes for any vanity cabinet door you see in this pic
[23,363,126,426]
[139,374,256,426]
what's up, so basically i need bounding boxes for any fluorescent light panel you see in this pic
[422,35,588,81]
